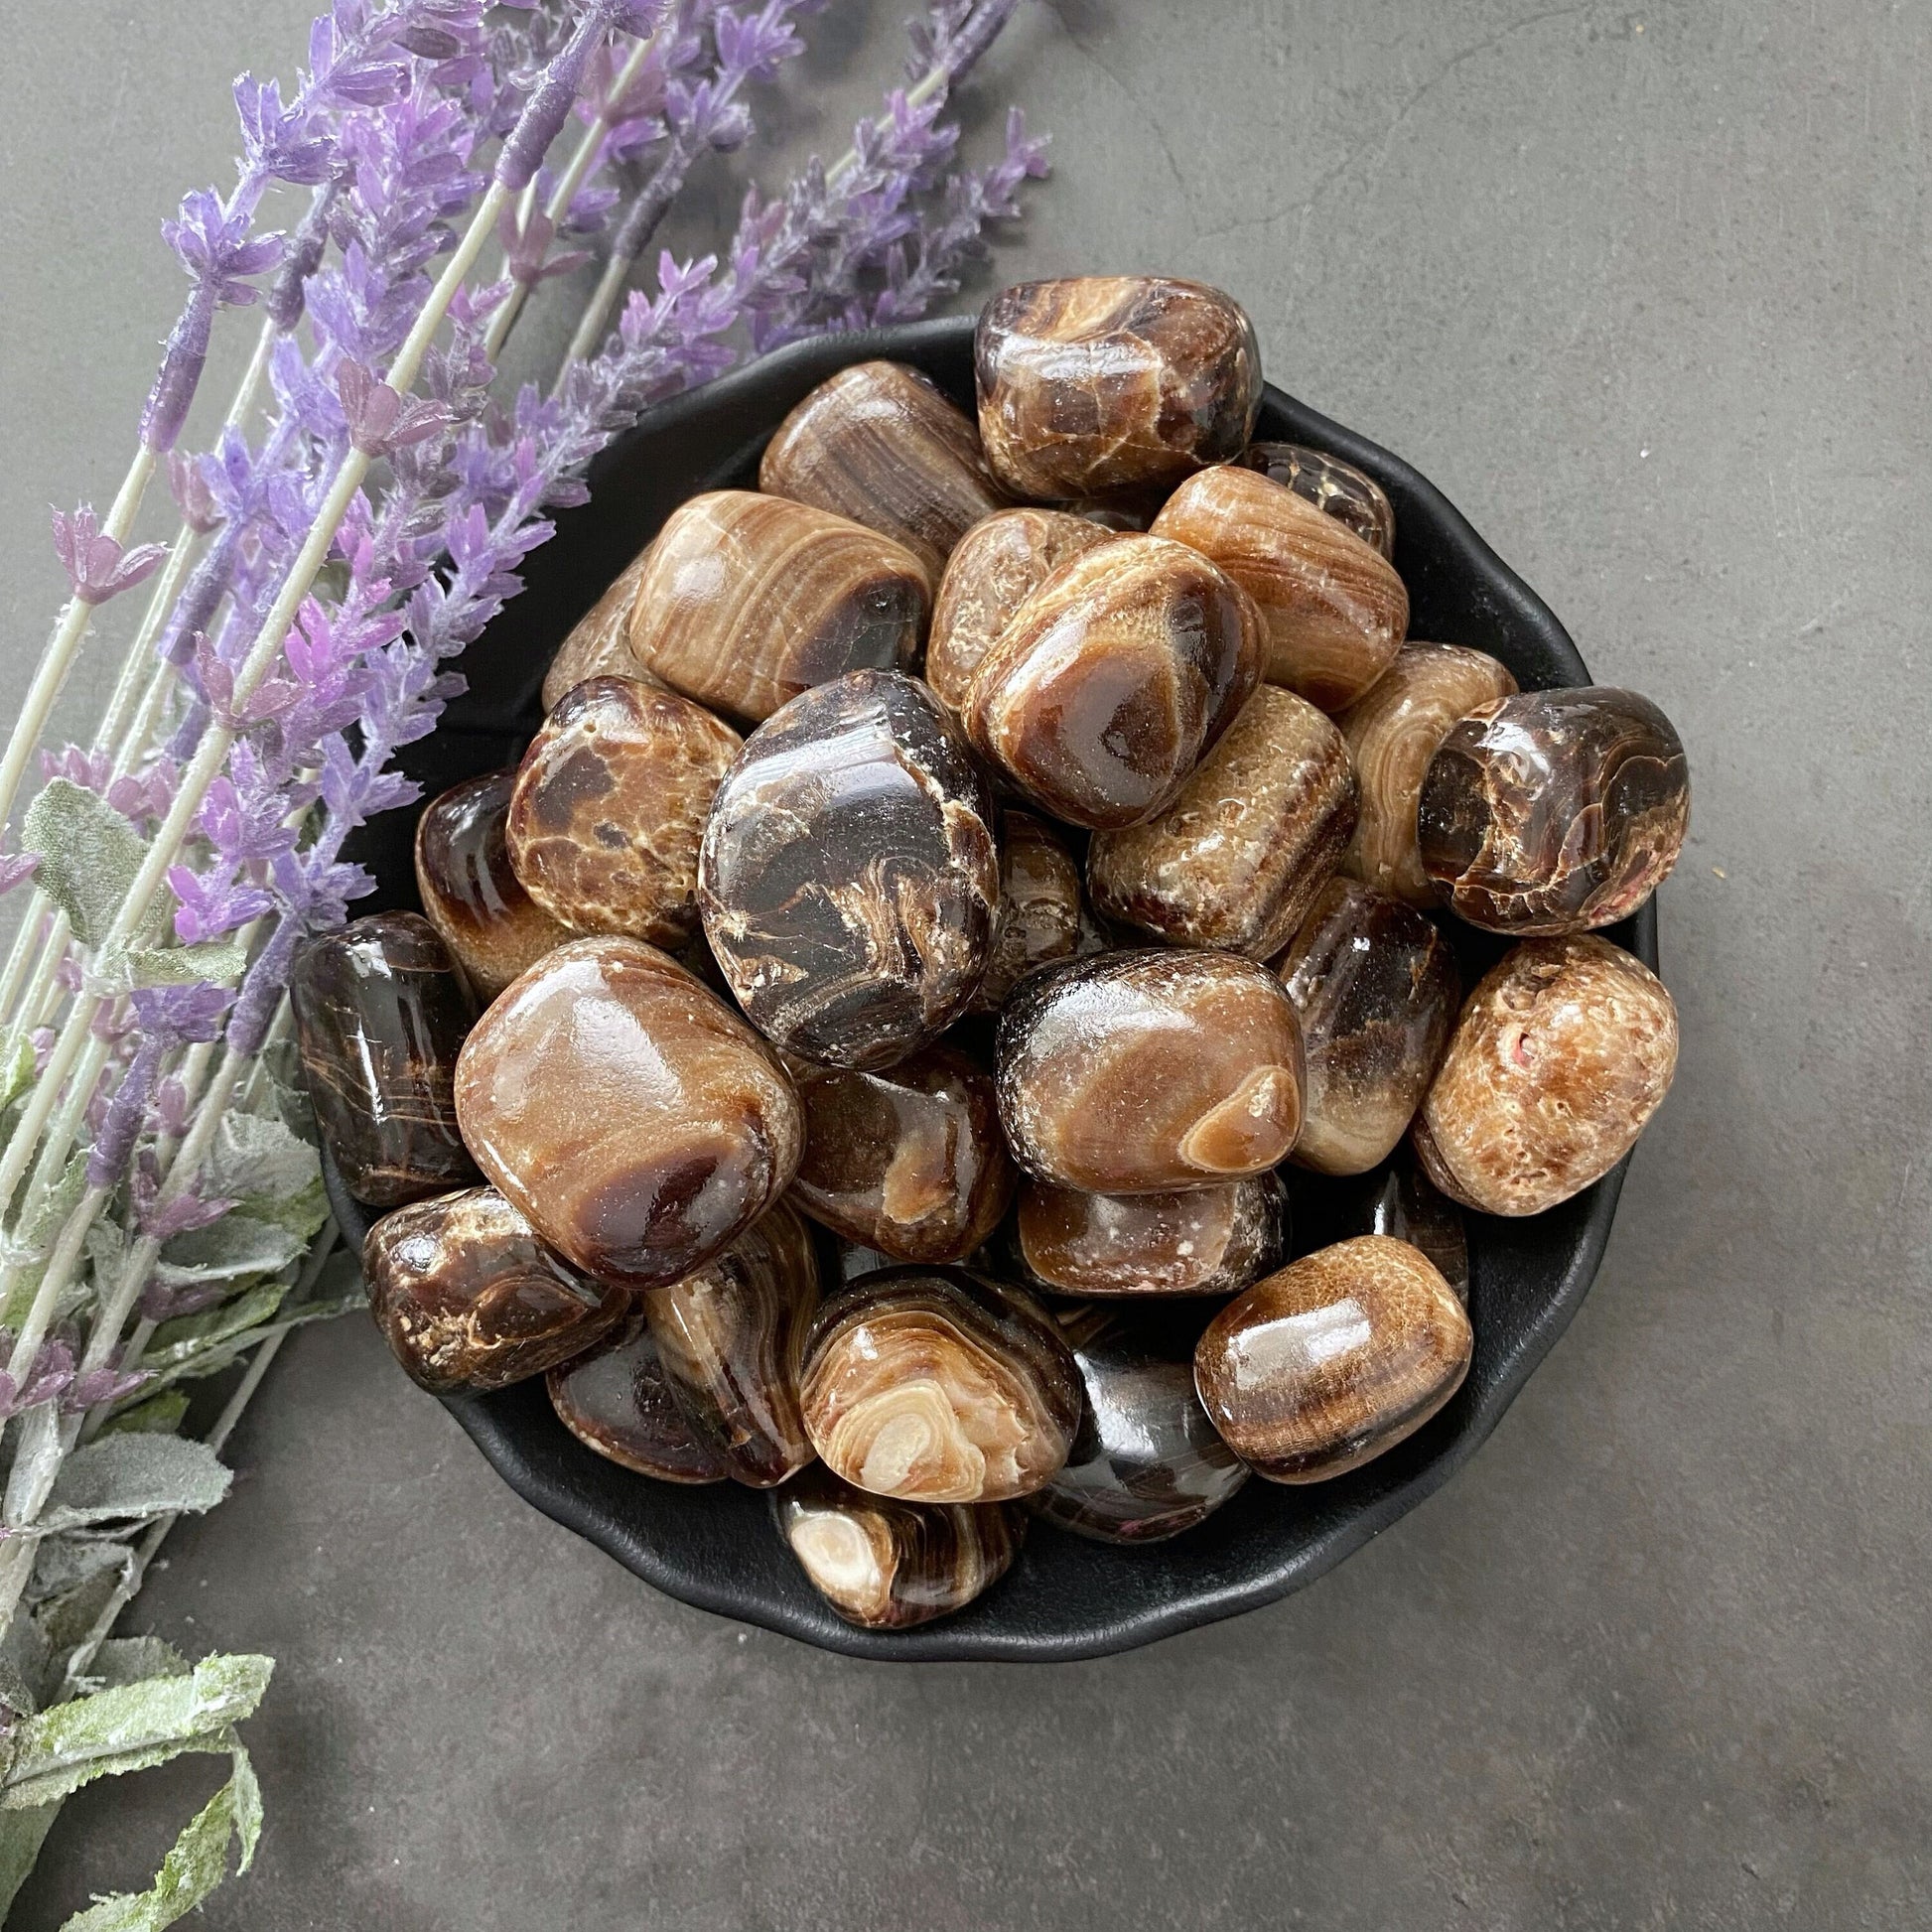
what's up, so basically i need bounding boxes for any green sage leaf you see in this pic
[96,936,252,995]
[154,1213,303,1291]
[0,1803,62,1924]
[29,1437,231,1539]
[19,779,147,951]
[89,1638,190,1692]
[0,1033,35,1114]
[95,1388,191,1439]
[142,1282,286,1370]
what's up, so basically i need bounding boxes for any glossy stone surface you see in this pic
[971,810,1084,1014]
[625,490,928,724]
[1414,935,1679,1217]
[758,360,1008,584]
[1239,441,1396,557]
[925,508,1114,723]
[1032,1305,1249,1542]
[799,1267,1082,1503]
[545,1313,735,1484]
[540,545,661,712]
[414,769,572,1004]
[1336,642,1519,906]
[699,670,999,1069]
[361,1185,625,1394]
[1011,1171,1288,1298]
[790,1045,1015,1265]
[974,276,1263,498]
[1152,463,1409,712]
[1276,879,1459,1176]
[996,950,1306,1193]
[290,912,479,1207]
[771,1465,1023,1629]
[1418,686,1691,933]
[1195,1235,1472,1483]
[961,534,1262,831]
[643,1200,820,1487]
[1087,684,1359,959]
[1293,1153,1468,1306]
[453,936,802,1289]
[505,675,741,948]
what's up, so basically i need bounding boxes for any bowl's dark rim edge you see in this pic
[356,317,1656,1663]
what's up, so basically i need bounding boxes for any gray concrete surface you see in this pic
[4,2,1929,1926]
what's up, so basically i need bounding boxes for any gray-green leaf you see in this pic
[58,1741,262,1930]
[28,1437,231,1539]
[95,1388,191,1439]
[141,1281,286,1371]
[20,779,148,952]
[89,1637,190,1692]
[154,1213,302,1291]
[0,1652,270,1810]
[0,1033,35,1114]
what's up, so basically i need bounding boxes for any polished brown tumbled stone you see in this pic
[962,535,1262,831]
[758,360,1008,584]
[453,936,802,1289]
[974,276,1263,498]
[925,508,1115,723]
[1032,1305,1249,1543]
[362,1185,626,1393]
[624,490,929,723]
[1413,935,1679,1217]
[1194,1235,1472,1482]
[1011,1171,1288,1298]
[540,546,663,712]
[771,1464,1024,1629]
[1336,642,1519,906]
[505,675,741,948]
[290,912,479,1207]
[1152,463,1409,712]
[790,1045,1016,1265]
[1418,686,1691,933]
[699,670,999,1069]
[971,810,1084,1014]
[414,769,573,1004]
[546,1313,735,1483]
[800,1267,1082,1503]
[1087,684,1358,959]
[1276,878,1459,1175]
[1239,441,1396,558]
[996,950,1306,1193]
[644,1199,820,1487]
[1293,1153,1468,1306]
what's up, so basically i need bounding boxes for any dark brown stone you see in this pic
[546,1312,735,1483]
[971,810,1084,1014]
[540,545,663,712]
[1239,441,1396,557]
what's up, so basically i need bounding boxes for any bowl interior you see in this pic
[341,315,1655,1662]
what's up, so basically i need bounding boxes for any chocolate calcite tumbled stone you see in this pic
[1418,686,1691,934]
[970,810,1084,1014]
[505,676,741,948]
[1239,441,1396,558]
[1292,1152,1468,1306]
[1195,1235,1472,1483]
[800,1267,1082,1503]
[625,490,928,724]
[1414,934,1679,1217]
[926,508,1114,723]
[540,545,661,712]
[996,950,1306,1194]
[790,1046,1016,1266]
[290,911,479,1207]
[1336,642,1518,906]
[414,769,573,1004]
[699,670,999,1069]
[1011,1171,1288,1299]
[644,1200,820,1487]
[962,535,1262,831]
[1032,1305,1248,1543]
[1152,463,1409,712]
[1087,685,1358,959]
[771,1465,1024,1630]
[974,276,1263,498]
[362,1186,626,1394]
[453,936,802,1289]
[1276,879,1459,1176]
[758,360,1008,583]
[546,1314,735,1484]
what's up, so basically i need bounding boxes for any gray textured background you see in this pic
[5,2,1929,1926]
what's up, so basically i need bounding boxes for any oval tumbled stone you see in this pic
[1239,441,1396,558]
[546,1313,735,1484]
[699,670,999,1069]
[1194,1235,1471,1482]
[453,935,802,1290]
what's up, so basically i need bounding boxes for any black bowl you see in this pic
[338,315,1657,1661]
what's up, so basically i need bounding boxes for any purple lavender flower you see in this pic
[51,506,169,607]
[0,854,37,897]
